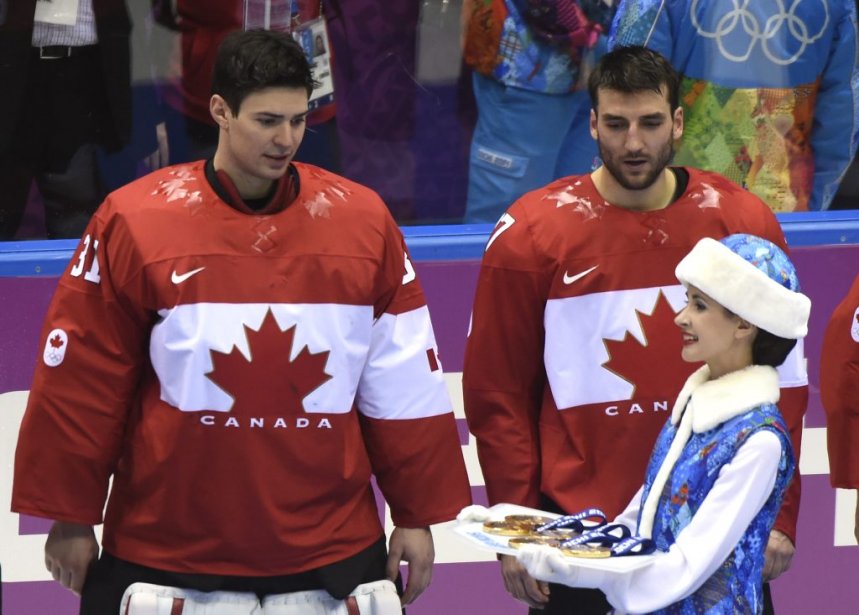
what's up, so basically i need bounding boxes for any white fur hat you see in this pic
[675,234,810,339]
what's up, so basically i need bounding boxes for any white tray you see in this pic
[451,503,657,573]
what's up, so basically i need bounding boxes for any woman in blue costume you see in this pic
[518,234,811,614]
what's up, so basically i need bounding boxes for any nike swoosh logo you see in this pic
[563,265,598,285]
[171,267,206,284]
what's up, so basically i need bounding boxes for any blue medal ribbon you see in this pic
[560,523,631,548]
[535,507,607,533]
[610,536,657,557]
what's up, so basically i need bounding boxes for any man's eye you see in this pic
[291,117,307,127]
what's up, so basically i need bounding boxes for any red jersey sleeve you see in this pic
[11,205,151,524]
[820,273,859,488]
[358,214,471,526]
[463,202,552,508]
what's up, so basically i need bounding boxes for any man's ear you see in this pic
[590,108,598,140]
[210,95,232,129]
[672,105,684,140]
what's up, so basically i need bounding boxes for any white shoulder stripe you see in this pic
[357,306,453,420]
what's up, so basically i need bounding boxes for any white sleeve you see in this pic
[356,305,452,419]
[580,430,783,613]
[613,485,645,530]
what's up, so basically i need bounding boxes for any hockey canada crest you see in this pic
[206,309,333,417]
[43,329,68,367]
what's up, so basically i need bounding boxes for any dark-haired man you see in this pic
[463,45,806,614]
[12,29,470,614]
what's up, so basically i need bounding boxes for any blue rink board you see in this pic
[1,211,858,276]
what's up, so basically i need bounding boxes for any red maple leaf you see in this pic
[603,291,699,401]
[49,334,64,349]
[206,310,332,416]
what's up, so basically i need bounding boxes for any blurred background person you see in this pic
[461,0,617,223]
[141,0,338,173]
[610,0,859,212]
[0,0,131,240]
[321,0,423,222]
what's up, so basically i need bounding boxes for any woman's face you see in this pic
[674,285,752,379]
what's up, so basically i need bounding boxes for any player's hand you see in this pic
[500,554,550,609]
[762,529,795,581]
[386,526,434,605]
[45,521,99,595]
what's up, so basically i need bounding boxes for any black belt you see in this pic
[34,45,96,60]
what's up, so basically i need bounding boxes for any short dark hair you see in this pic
[588,46,680,113]
[211,29,318,115]
[721,305,797,368]
[752,329,797,368]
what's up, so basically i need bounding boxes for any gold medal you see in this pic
[536,528,578,539]
[482,521,532,536]
[504,514,554,526]
[559,545,612,559]
[508,536,562,549]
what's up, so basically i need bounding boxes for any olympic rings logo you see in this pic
[690,0,830,65]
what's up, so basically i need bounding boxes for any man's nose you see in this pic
[273,124,294,148]
[625,125,644,151]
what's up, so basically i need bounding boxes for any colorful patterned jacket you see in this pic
[610,0,859,211]
[463,0,614,93]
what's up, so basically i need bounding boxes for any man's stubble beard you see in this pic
[598,138,675,192]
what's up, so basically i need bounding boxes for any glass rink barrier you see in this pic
[2,212,859,614]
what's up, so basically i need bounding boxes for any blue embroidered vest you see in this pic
[638,404,794,614]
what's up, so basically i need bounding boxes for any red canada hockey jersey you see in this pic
[12,162,470,576]
[821,273,859,488]
[463,168,808,541]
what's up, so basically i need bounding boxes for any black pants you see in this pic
[80,538,398,614]
[0,48,109,240]
[525,586,609,614]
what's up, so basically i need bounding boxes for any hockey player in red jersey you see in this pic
[820,273,859,545]
[12,29,470,614]
[463,46,807,615]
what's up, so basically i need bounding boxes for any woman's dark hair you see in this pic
[588,45,681,113]
[211,29,318,116]
[722,305,797,367]
[752,329,797,368]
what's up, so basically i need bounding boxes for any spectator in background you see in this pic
[461,0,616,223]
[0,0,131,240]
[149,0,338,172]
[321,0,422,222]
[610,0,859,212]
[151,0,241,165]
[820,272,859,545]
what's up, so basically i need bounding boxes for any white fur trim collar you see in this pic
[670,365,780,433]
[639,364,781,537]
